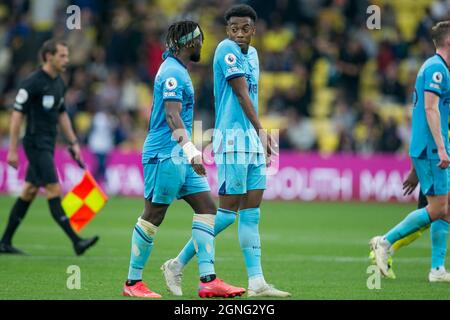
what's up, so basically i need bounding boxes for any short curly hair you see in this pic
[224,4,257,23]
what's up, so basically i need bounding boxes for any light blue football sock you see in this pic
[176,208,237,266]
[192,215,216,278]
[384,207,431,245]
[431,219,450,270]
[238,207,263,279]
[127,219,157,281]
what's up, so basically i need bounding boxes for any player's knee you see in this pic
[240,200,261,210]
[197,199,217,215]
[142,205,167,227]
[240,191,263,209]
[21,184,39,201]
[219,197,240,212]
[45,184,61,199]
[207,201,217,215]
[442,202,449,219]
[428,199,447,219]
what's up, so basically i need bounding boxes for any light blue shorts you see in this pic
[215,152,266,195]
[412,157,449,196]
[143,156,210,204]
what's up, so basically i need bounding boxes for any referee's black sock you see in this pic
[48,197,81,244]
[1,198,31,244]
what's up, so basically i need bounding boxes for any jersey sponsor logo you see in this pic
[163,91,177,98]
[225,53,237,66]
[227,66,240,73]
[42,95,55,110]
[432,71,443,83]
[165,77,178,90]
[430,83,441,90]
[16,88,28,104]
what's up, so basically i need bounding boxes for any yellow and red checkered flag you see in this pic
[62,171,108,232]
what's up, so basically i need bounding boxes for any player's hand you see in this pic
[402,168,418,196]
[437,148,450,169]
[70,143,82,161]
[7,149,19,169]
[260,130,278,167]
[191,154,207,176]
[68,143,85,169]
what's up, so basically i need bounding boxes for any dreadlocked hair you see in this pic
[165,20,204,55]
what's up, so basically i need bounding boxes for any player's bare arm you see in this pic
[58,111,82,163]
[164,101,205,176]
[7,110,24,169]
[228,76,276,158]
[424,91,450,169]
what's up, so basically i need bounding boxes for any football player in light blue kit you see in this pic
[122,21,245,299]
[162,5,291,297]
[371,21,450,282]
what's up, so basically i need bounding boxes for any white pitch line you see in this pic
[0,254,431,264]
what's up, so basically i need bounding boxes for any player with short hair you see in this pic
[0,39,98,256]
[370,21,450,282]
[369,116,450,278]
[122,20,245,299]
[161,5,291,298]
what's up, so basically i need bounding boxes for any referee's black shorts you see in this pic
[24,145,58,187]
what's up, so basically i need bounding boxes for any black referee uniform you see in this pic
[13,67,66,186]
[0,66,98,255]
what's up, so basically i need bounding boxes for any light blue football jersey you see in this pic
[142,54,194,163]
[213,39,264,154]
[410,54,450,160]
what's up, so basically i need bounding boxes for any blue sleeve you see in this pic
[217,42,245,81]
[162,68,185,102]
[423,64,447,97]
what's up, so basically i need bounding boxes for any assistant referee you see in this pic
[0,39,99,255]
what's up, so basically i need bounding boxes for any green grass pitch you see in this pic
[1,196,450,300]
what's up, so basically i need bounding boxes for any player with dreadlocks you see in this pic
[122,20,245,298]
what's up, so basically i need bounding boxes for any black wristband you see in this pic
[69,139,78,146]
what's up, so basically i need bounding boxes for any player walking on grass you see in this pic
[122,21,245,299]
[161,5,291,298]
[0,39,98,256]
[370,21,450,282]
[369,173,430,279]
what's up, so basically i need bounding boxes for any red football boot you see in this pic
[198,278,246,298]
[123,281,162,298]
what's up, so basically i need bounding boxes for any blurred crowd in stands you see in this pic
[1,0,450,166]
